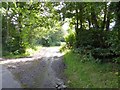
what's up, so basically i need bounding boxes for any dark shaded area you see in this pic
[63,2,120,64]
[65,30,120,63]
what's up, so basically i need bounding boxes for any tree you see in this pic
[1,2,63,55]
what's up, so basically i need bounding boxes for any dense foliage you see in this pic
[1,2,63,56]
[61,2,120,63]
[1,2,120,63]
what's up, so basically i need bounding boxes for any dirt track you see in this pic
[1,47,66,88]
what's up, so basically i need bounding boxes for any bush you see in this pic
[77,30,93,47]
[76,30,110,48]
[71,29,120,63]
[60,44,68,52]
[107,30,120,55]
[2,36,26,55]
[65,32,76,48]
[41,37,50,47]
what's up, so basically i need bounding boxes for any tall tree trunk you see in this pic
[79,3,83,30]
[6,2,9,42]
[115,2,120,39]
[106,11,110,31]
[75,6,79,48]
[102,3,107,30]
[91,7,99,30]
[87,18,91,30]
[106,2,116,31]
[76,8,79,31]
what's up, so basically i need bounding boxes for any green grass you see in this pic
[3,45,42,59]
[2,52,29,59]
[25,45,42,56]
[63,50,119,88]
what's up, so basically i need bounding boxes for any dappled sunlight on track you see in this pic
[0,47,47,64]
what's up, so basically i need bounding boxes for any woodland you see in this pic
[1,2,120,63]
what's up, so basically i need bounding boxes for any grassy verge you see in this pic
[63,50,119,88]
[3,46,42,59]
[25,45,42,56]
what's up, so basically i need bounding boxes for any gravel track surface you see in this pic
[1,47,66,88]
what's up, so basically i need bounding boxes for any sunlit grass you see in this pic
[3,45,42,59]
[2,53,29,59]
[25,46,42,57]
[64,50,119,88]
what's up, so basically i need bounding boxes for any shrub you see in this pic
[2,36,26,55]
[65,32,76,48]
[77,30,93,47]
[107,30,120,55]
[41,37,50,47]
[60,44,68,52]
[72,29,120,63]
